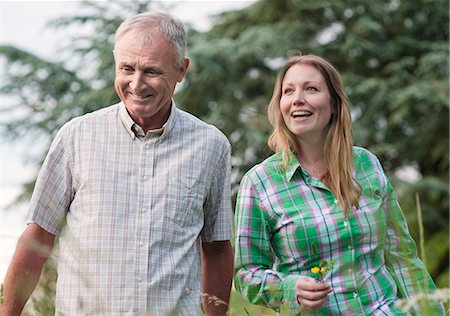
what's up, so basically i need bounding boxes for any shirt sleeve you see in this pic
[201,139,232,242]
[27,123,74,235]
[375,157,446,315]
[233,173,301,314]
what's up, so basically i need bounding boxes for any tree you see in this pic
[1,0,448,312]
[1,1,153,200]
[178,0,449,286]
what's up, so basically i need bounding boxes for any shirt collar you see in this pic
[284,150,305,182]
[160,101,177,139]
[119,101,178,140]
[119,102,137,139]
[284,151,328,190]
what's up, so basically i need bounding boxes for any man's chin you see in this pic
[128,98,152,106]
[124,101,154,112]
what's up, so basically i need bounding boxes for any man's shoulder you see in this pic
[176,108,229,144]
[70,103,118,124]
[176,108,218,131]
[59,103,119,132]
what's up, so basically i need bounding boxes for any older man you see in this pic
[1,11,233,316]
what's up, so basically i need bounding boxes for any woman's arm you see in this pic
[234,174,301,312]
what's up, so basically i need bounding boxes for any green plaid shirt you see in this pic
[234,147,444,315]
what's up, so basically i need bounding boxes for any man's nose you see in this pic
[129,72,146,91]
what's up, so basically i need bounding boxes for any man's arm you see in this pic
[0,223,55,315]
[201,240,233,316]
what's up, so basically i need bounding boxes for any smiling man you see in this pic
[1,11,233,316]
[113,24,187,132]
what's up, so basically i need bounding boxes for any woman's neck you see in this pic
[296,139,328,179]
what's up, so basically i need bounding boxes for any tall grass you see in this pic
[1,194,448,315]
[395,194,450,315]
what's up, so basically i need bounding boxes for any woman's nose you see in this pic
[292,90,306,106]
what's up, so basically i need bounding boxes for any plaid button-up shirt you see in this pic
[234,147,444,315]
[28,101,232,315]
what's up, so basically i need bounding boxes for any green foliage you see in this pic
[1,0,448,313]
[1,1,175,159]
[229,290,278,315]
[180,0,449,282]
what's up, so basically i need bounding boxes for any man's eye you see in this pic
[121,66,133,73]
[144,68,161,75]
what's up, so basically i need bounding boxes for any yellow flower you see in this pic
[311,267,320,274]
[320,267,326,274]
[268,284,278,295]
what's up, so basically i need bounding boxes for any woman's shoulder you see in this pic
[353,146,388,183]
[353,146,382,165]
[242,153,284,182]
[353,146,375,157]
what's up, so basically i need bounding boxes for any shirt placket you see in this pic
[341,210,364,312]
[134,137,157,313]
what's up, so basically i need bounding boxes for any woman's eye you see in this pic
[283,88,293,94]
[306,86,318,92]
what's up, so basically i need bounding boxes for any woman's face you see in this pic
[280,63,333,144]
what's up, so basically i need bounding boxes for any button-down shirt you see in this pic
[28,101,232,315]
[234,147,444,315]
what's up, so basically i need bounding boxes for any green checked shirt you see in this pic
[234,146,444,315]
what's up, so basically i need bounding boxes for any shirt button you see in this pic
[344,221,348,227]
[138,241,144,248]
[348,245,352,250]
[141,207,147,213]
[136,277,143,282]
[145,144,151,150]
[353,292,358,298]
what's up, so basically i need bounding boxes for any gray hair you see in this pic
[115,11,187,68]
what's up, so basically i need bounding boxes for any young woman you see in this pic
[234,53,444,315]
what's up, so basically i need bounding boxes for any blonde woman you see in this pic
[234,53,444,315]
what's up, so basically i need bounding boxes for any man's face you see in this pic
[114,29,189,131]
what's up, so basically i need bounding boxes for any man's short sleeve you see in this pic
[27,124,74,235]
[201,139,232,242]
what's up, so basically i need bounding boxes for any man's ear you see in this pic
[177,58,190,82]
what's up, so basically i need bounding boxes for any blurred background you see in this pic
[1,0,448,314]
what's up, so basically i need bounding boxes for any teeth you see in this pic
[133,94,150,100]
[292,111,311,117]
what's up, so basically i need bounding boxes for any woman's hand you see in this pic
[295,276,332,312]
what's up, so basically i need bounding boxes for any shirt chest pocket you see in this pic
[165,177,204,227]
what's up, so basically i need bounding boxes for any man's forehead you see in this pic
[115,28,164,47]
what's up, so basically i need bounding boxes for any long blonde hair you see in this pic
[268,53,360,212]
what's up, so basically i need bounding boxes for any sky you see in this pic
[0,0,254,283]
